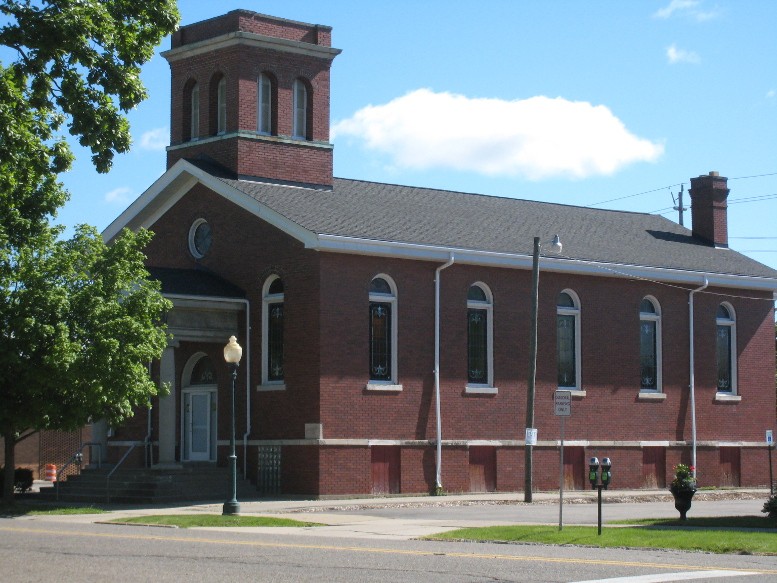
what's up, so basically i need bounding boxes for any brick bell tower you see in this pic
[162,10,341,188]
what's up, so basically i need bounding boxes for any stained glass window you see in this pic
[263,276,284,384]
[716,304,735,393]
[557,291,579,389]
[639,298,659,391]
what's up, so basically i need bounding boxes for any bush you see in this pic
[762,494,777,519]
[0,467,34,493]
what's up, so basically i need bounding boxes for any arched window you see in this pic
[190,82,200,140]
[258,73,274,135]
[216,77,227,135]
[557,290,581,390]
[369,275,397,383]
[292,78,309,139]
[467,283,493,387]
[639,297,662,392]
[716,303,737,393]
[261,275,284,387]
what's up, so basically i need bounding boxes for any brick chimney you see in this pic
[162,10,341,188]
[689,171,730,248]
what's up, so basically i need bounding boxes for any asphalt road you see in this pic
[0,500,777,583]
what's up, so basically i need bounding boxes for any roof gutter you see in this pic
[315,235,777,293]
[688,277,709,479]
[434,253,455,490]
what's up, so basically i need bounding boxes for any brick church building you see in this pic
[100,9,777,496]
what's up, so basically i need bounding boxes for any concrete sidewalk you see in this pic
[17,484,772,540]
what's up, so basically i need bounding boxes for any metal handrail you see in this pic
[106,443,136,504]
[55,442,103,501]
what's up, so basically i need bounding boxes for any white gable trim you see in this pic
[102,159,318,248]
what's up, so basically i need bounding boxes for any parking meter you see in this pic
[588,457,600,490]
[600,457,612,489]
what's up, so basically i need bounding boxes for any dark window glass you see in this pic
[557,292,574,308]
[369,302,391,380]
[190,356,215,385]
[268,303,284,381]
[640,320,657,389]
[370,277,391,295]
[716,324,732,391]
[468,285,487,302]
[467,308,488,383]
[268,278,284,295]
[258,74,272,134]
[557,314,576,387]
[193,221,212,257]
[640,299,656,314]
[717,305,730,319]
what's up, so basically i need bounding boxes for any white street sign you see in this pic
[767,430,773,445]
[525,428,538,445]
[555,390,572,417]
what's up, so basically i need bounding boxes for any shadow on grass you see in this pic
[618,516,776,530]
[0,502,106,517]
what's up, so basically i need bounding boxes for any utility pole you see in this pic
[674,184,686,226]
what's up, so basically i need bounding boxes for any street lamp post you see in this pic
[525,235,562,503]
[223,335,242,516]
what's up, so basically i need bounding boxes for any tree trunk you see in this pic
[2,428,16,503]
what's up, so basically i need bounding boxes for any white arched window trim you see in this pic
[367,273,401,391]
[557,288,582,394]
[639,295,663,395]
[715,302,738,400]
[466,282,497,394]
[259,274,285,391]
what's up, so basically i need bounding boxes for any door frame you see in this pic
[181,387,217,462]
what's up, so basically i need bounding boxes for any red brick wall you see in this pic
[166,12,336,186]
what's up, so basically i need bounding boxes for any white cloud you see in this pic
[767,89,776,99]
[331,89,664,180]
[666,44,701,64]
[104,186,134,204]
[654,0,719,21]
[138,127,169,151]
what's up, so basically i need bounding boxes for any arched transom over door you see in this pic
[181,353,218,462]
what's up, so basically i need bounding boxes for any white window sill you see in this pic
[257,383,286,392]
[465,385,498,395]
[366,382,403,392]
[638,391,667,401]
[557,389,586,398]
[714,393,741,403]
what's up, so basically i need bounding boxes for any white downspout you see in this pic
[688,277,708,479]
[434,254,455,490]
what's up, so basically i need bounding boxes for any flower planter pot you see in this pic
[670,487,696,520]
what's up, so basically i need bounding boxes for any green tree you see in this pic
[0,1,179,501]
[1,227,172,501]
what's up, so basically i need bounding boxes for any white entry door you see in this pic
[185,391,213,461]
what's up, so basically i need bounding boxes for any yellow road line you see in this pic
[1,525,775,575]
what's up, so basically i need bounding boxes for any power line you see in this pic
[588,183,683,207]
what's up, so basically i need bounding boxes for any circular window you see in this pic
[189,219,212,258]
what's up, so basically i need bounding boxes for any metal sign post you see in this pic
[766,429,774,496]
[555,391,572,531]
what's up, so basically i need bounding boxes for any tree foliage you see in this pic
[0,1,179,501]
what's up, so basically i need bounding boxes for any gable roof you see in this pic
[104,159,777,293]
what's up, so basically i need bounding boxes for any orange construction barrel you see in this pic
[44,464,57,482]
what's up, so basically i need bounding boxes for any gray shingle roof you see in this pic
[217,175,777,280]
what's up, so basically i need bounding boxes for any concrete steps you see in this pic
[39,465,259,504]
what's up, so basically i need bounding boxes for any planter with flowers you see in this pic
[669,463,697,520]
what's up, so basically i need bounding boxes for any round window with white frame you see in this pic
[188,218,212,258]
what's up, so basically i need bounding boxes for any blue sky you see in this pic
[53,0,777,271]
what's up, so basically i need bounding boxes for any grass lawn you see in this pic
[110,514,325,528]
[0,503,106,516]
[429,517,777,555]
